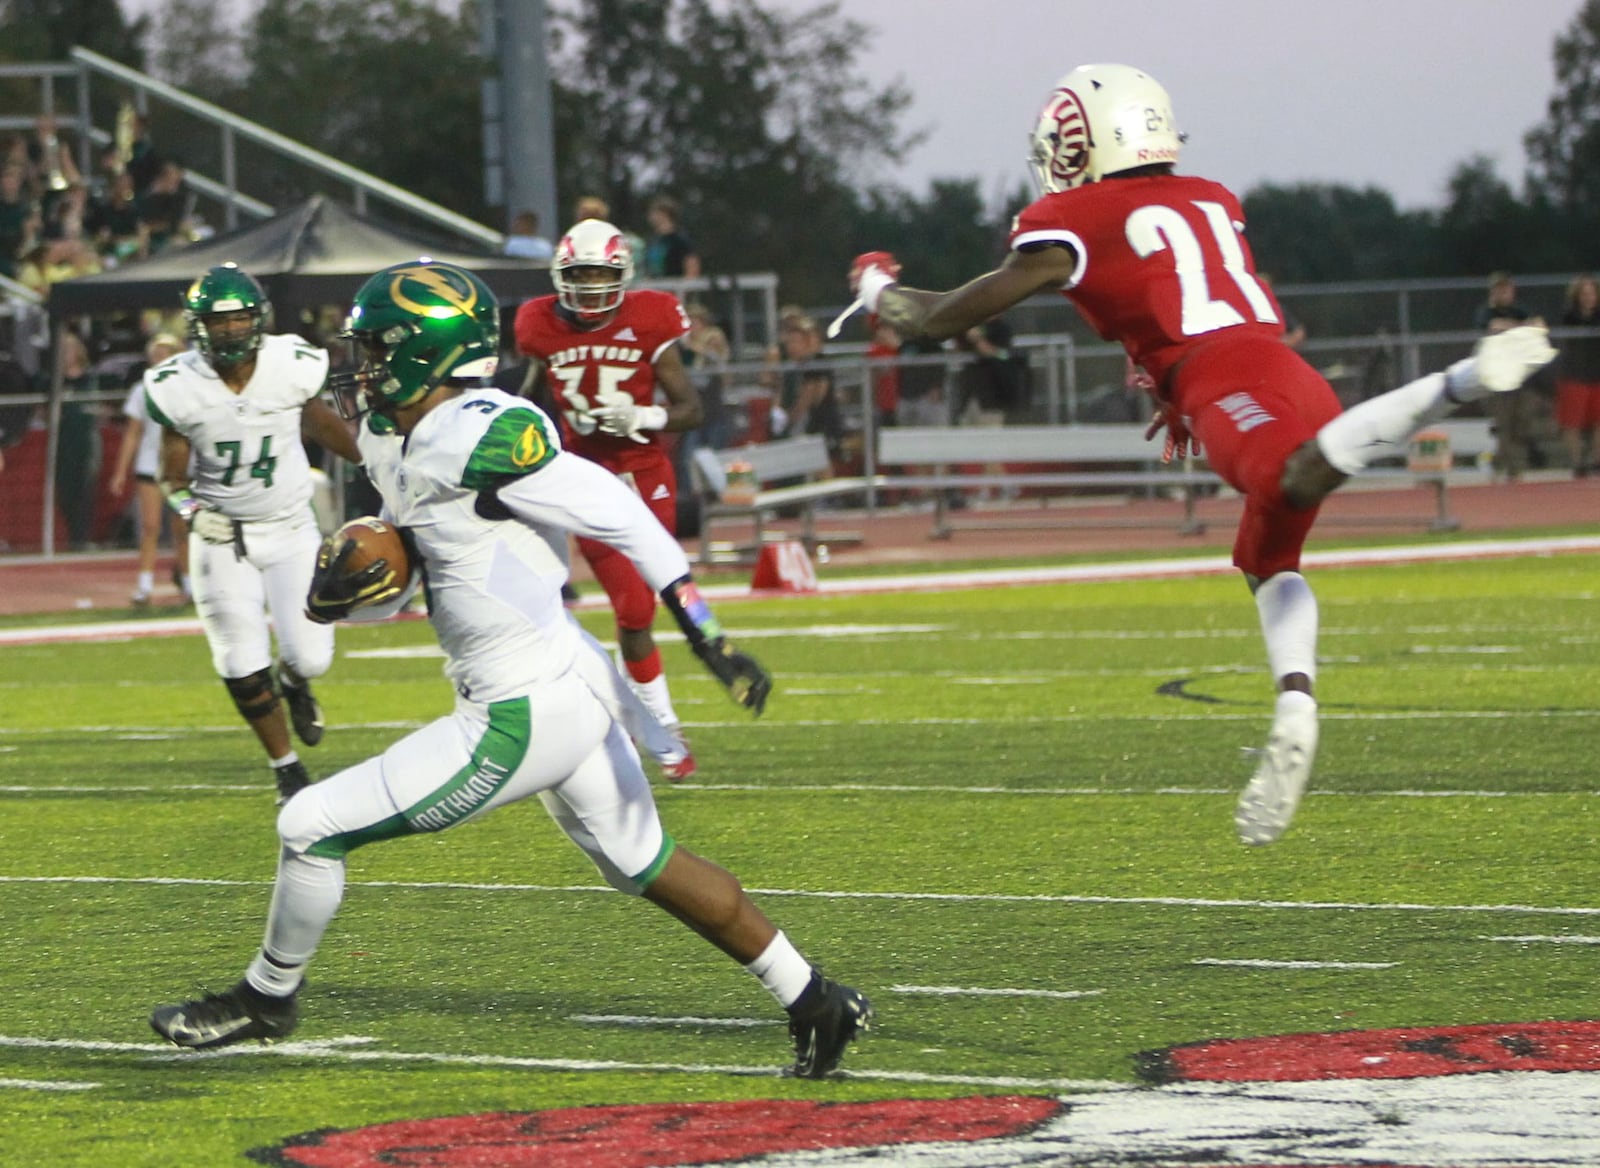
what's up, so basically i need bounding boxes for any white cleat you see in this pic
[1235,697,1319,846]
[1472,324,1558,393]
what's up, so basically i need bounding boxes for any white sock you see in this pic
[1274,688,1318,721]
[135,570,154,594]
[630,672,681,729]
[1255,571,1318,685]
[744,931,814,1008]
[1315,361,1477,475]
[270,750,300,769]
[246,850,345,998]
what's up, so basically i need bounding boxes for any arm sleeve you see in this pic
[493,452,691,589]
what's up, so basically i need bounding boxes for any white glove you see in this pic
[190,507,236,545]
[592,401,669,443]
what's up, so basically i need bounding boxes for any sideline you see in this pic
[3,534,1597,648]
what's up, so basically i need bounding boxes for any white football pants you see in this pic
[191,510,334,681]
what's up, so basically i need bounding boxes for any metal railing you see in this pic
[0,52,503,249]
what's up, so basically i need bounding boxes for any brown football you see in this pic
[332,516,410,582]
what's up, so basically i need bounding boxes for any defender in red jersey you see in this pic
[849,64,1556,847]
[515,218,704,780]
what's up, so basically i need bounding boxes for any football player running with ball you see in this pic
[847,64,1556,846]
[149,261,872,1080]
[514,219,704,781]
[144,263,362,804]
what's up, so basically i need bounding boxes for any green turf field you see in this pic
[2,551,1597,1165]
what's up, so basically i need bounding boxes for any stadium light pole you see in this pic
[479,0,558,245]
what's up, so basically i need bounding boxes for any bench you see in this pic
[877,420,1496,539]
[877,424,1219,538]
[690,435,878,563]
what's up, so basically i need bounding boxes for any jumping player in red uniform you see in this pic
[848,63,1556,846]
[514,219,705,780]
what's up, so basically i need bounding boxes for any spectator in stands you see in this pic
[1474,271,1542,480]
[137,160,191,253]
[643,195,701,279]
[767,313,844,463]
[868,317,902,430]
[122,110,163,197]
[0,160,37,279]
[51,331,104,551]
[16,235,101,297]
[502,209,553,262]
[574,194,646,262]
[89,170,146,264]
[895,335,950,427]
[110,332,190,606]
[1556,272,1600,478]
[682,301,732,451]
[955,317,1029,426]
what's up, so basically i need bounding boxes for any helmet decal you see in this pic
[389,264,480,319]
[1042,87,1091,190]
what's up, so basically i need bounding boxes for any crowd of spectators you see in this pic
[1,110,199,296]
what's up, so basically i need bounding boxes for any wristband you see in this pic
[658,574,723,649]
[164,486,202,521]
[856,266,898,313]
[637,404,669,431]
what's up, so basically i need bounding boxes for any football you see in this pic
[330,516,411,583]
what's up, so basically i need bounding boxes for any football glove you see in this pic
[305,537,403,625]
[189,506,237,546]
[591,400,668,443]
[848,251,902,313]
[693,636,772,715]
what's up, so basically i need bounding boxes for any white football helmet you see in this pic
[1028,64,1182,194]
[552,218,634,322]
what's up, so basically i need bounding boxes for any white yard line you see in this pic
[1485,935,1600,944]
[4,873,1599,917]
[4,535,1596,648]
[570,1014,779,1028]
[890,985,1104,999]
[0,1077,100,1091]
[1191,958,1398,969]
[0,1033,1125,1092]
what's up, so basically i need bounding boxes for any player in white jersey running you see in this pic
[148,260,873,1079]
[144,263,362,804]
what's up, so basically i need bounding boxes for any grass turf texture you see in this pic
[1,552,1596,1165]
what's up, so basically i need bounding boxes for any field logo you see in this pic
[250,1019,1600,1167]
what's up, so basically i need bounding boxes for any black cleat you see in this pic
[150,980,299,1050]
[273,760,312,805]
[785,975,872,1078]
[281,679,324,746]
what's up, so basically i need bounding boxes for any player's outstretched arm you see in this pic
[851,244,1078,342]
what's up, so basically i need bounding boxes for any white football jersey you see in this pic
[356,387,691,705]
[143,333,330,522]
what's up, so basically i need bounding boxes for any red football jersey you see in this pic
[1010,174,1287,395]
[513,289,691,464]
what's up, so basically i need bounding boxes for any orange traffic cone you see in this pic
[751,539,818,592]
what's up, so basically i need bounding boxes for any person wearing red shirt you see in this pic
[514,219,704,780]
[848,64,1556,847]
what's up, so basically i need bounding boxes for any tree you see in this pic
[1240,182,1437,284]
[1526,0,1600,216]
[0,0,145,66]
[550,0,918,302]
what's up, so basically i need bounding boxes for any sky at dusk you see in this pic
[117,0,1583,210]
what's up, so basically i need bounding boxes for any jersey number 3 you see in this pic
[1126,201,1279,336]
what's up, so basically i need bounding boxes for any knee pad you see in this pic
[223,668,279,722]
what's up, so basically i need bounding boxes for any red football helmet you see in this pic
[552,218,634,323]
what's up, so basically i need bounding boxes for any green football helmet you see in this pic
[334,260,500,420]
[183,263,269,368]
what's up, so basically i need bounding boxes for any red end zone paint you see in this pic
[1140,1018,1600,1083]
[247,1095,1063,1168]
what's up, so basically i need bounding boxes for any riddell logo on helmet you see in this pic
[1137,145,1179,162]
[249,1019,1600,1167]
